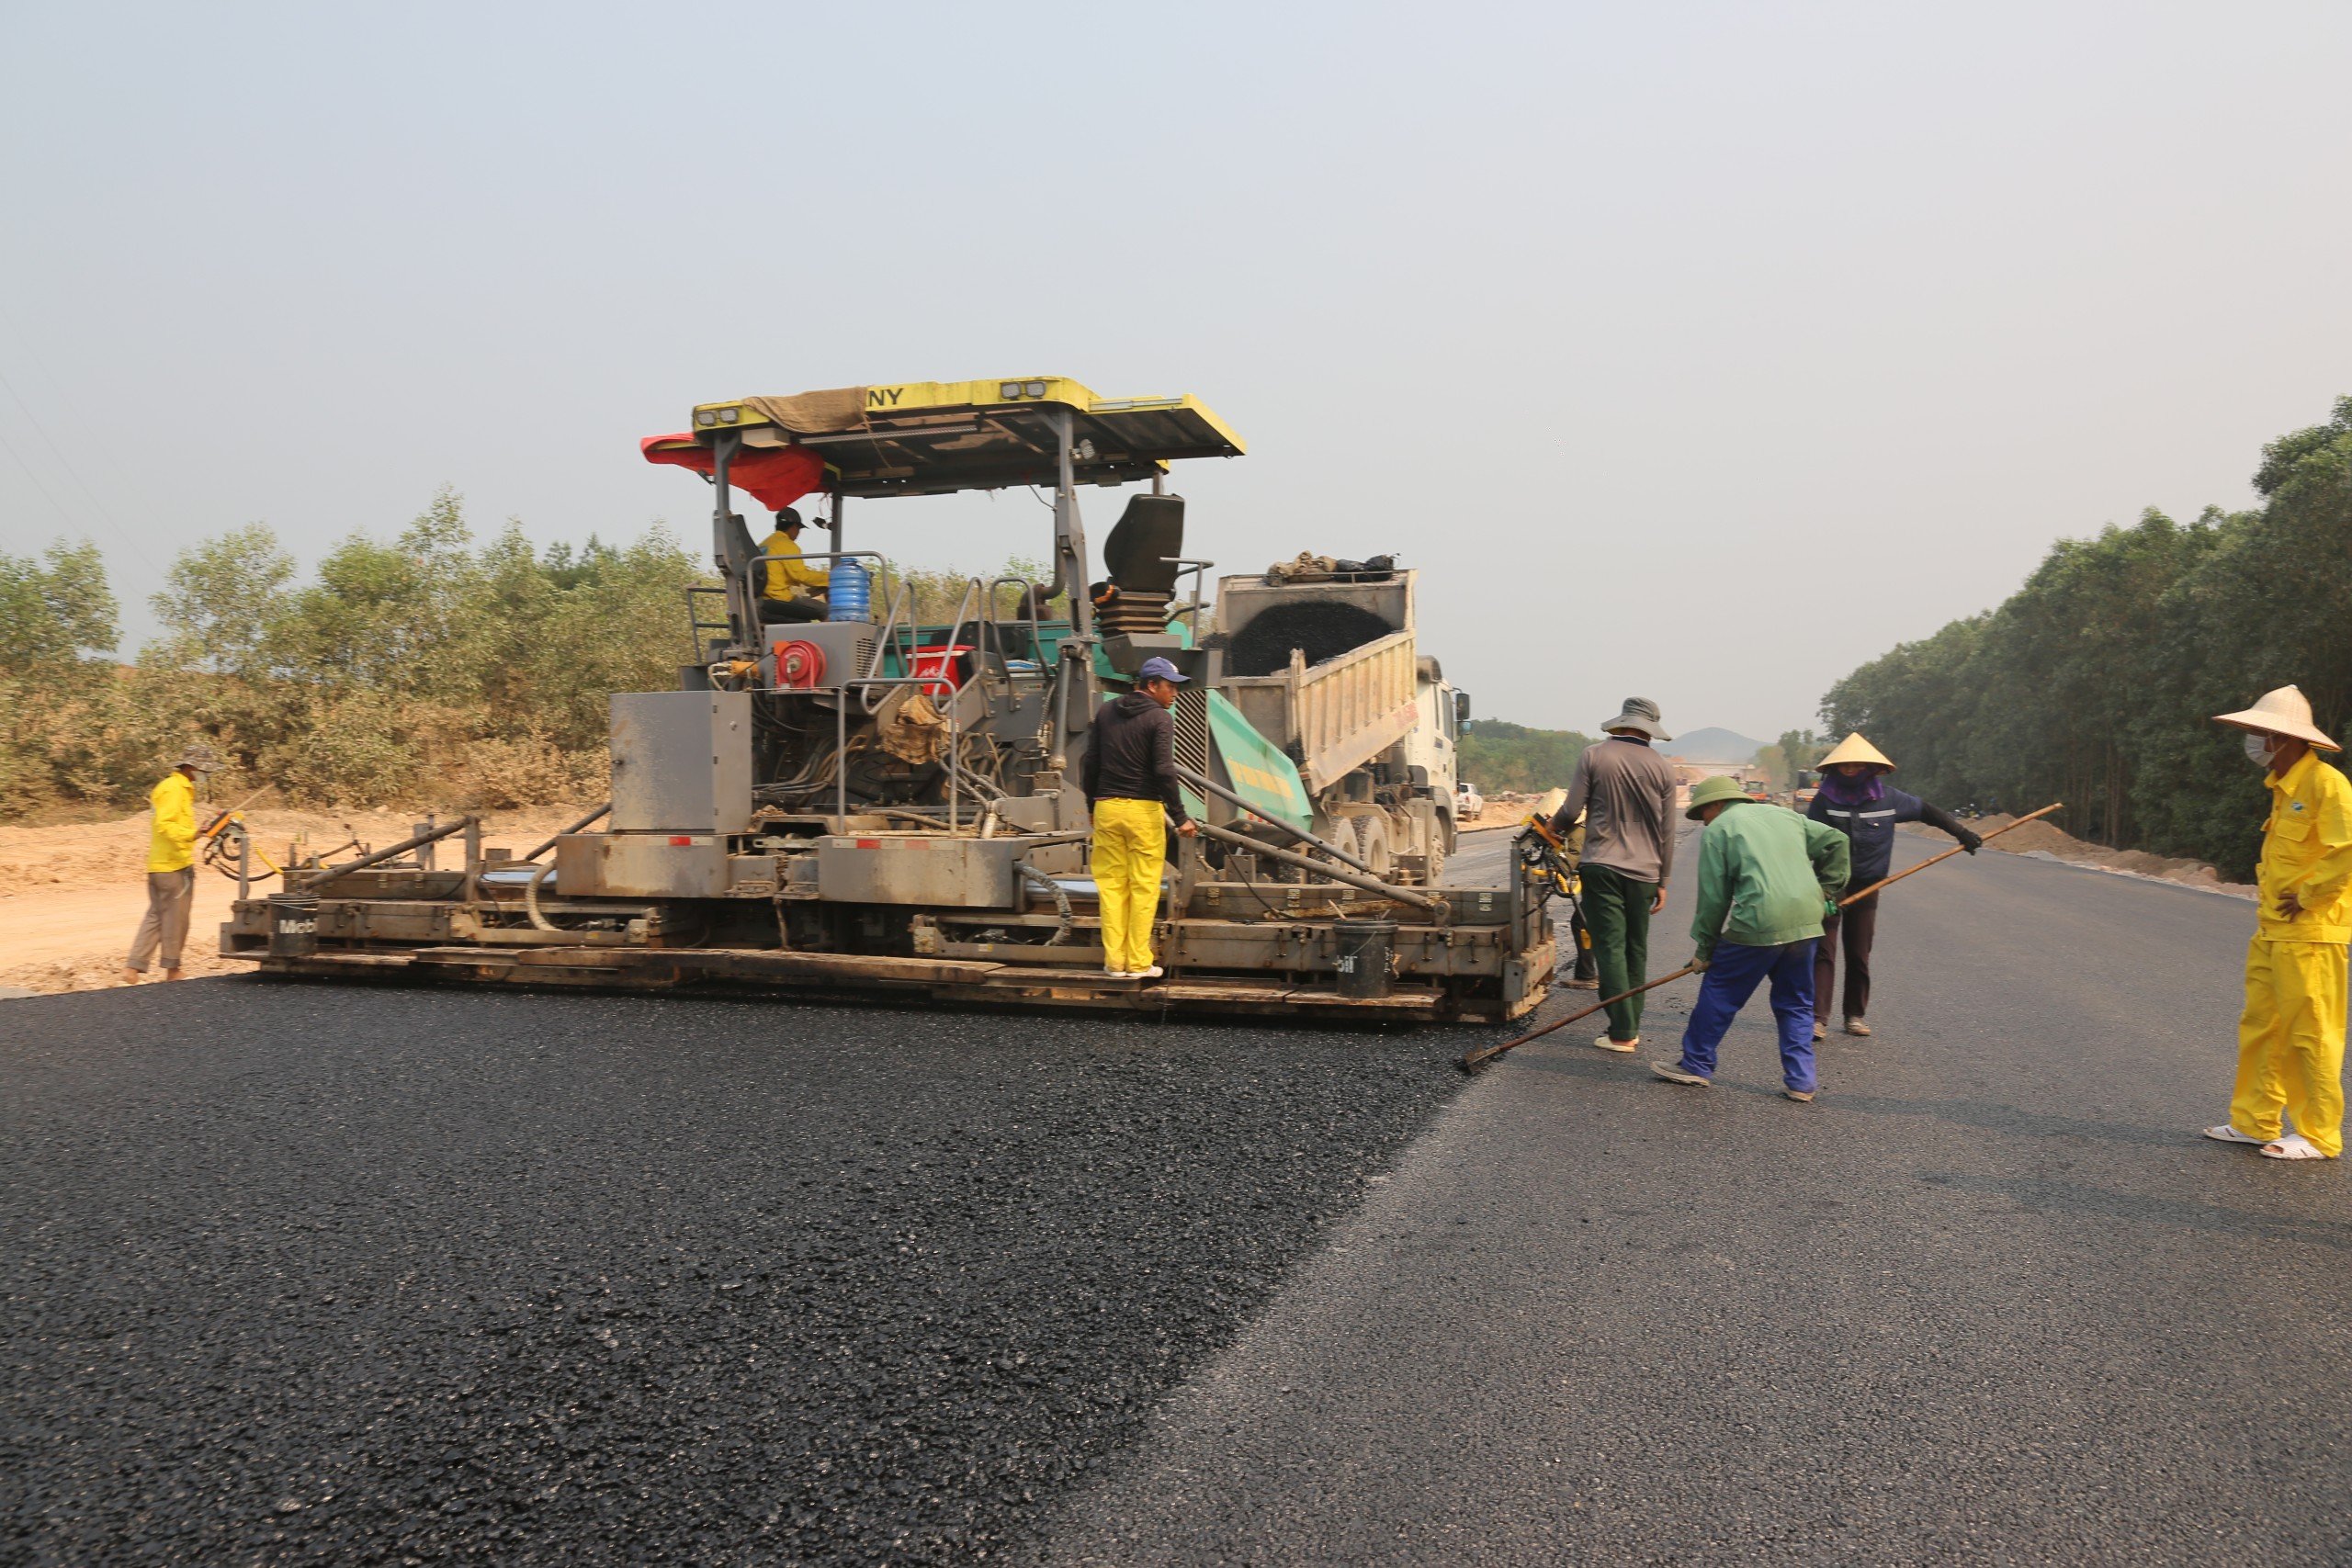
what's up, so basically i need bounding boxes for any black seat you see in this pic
[1100,494,1185,594]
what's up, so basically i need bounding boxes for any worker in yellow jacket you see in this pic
[2205,686,2352,1160]
[122,744,217,984]
[757,508,830,625]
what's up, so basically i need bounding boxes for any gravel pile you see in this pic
[1223,602,1396,678]
[2,981,1470,1564]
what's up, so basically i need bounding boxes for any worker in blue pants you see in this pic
[1654,776,1851,1102]
[1675,941,1822,1095]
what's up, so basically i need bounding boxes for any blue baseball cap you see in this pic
[1137,656,1189,684]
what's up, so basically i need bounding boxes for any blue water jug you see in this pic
[828,558,871,621]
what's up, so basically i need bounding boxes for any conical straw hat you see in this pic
[1816,733,1894,772]
[2211,684,2339,750]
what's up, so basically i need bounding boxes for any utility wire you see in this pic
[0,419,85,536]
[0,357,164,580]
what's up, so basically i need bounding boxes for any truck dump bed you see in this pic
[1220,631,1419,793]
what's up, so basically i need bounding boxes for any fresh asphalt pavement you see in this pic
[1,980,1475,1564]
[9,829,2348,1564]
[1035,830,2352,1564]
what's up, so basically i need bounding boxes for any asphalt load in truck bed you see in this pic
[2,979,1472,1565]
[1221,600,1395,678]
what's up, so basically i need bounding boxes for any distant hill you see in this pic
[1667,727,1762,763]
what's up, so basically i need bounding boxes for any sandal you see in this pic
[2202,1124,2267,1145]
[1782,1089,1815,1103]
[2260,1134,2335,1161]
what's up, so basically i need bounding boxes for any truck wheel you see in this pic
[1358,816,1394,879]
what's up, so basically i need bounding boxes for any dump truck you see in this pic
[222,377,1555,1021]
[1206,557,1470,886]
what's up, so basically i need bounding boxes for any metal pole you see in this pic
[521,802,611,863]
[1191,819,1442,913]
[837,697,849,826]
[301,816,477,889]
[1174,764,1380,877]
[1054,409,1091,639]
[711,430,745,644]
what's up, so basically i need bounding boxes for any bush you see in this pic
[0,493,1066,819]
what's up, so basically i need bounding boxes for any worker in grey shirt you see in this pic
[1548,697,1680,1053]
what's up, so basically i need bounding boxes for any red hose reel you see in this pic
[773,639,826,690]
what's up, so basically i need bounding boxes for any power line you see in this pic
[0,418,86,538]
[0,357,164,580]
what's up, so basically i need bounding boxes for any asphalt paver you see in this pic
[1036,837,2352,1564]
[2,983,1471,1564]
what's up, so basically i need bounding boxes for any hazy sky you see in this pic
[4,2,2347,740]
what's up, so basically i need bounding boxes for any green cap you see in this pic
[1684,775,1751,819]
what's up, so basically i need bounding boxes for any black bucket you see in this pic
[1333,919,1396,999]
[267,895,321,957]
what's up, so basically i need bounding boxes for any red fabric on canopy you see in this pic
[639,435,829,512]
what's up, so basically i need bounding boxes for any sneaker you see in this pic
[1652,1061,1712,1087]
[1844,1017,1871,1037]
[1811,1021,1826,1043]
[1783,1088,1815,1103]
[1594,1033,1638,1054]
[1134,965,1165,980]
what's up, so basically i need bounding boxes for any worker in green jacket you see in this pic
[1654,776,1850,1102]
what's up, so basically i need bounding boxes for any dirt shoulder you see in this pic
[1906,812,2256,900]
[0,804,586,996]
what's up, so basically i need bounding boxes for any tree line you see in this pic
[0,490,1051,819]
[1820,397,2352,880]
[1457,719,1599,795]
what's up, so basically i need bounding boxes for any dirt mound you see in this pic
[1919,813,2254,898]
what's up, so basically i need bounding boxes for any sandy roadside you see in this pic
[0,804,586,996]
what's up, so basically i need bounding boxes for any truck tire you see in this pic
[1357,815,1393,879]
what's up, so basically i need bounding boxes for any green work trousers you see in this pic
[1580,863,1656,1042]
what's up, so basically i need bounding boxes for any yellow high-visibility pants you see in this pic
[1091,798,1168,974]
[2230,937,2349,1156]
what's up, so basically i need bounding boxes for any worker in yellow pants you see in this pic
[2231,938,2348,1157]
[1081,656,1198,979]
[1092,798,1170,976]
[2207,685,2352,1160]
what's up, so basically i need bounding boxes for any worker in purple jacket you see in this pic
[1804,734,1982,1040]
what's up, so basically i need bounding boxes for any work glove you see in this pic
[1957,827,1984,855]
[1690,948,1712,972]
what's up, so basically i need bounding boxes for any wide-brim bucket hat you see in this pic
[1816,733,1894,773]
[1599,696,1670,741]
[1685,775,1751,819]
[175,742,220,773]
[2212,684,2339,750]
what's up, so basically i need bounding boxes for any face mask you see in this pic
[2245,734,2276,769]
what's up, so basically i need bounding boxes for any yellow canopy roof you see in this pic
[674,377,1245,499]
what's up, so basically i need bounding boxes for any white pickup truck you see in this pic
[1455,779,1487,822]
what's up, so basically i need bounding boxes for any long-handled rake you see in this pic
[1457,803,2063,1074]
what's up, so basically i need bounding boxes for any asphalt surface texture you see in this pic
[13,826,2347,1565]
[2,982,1475,1565]
[1035,830,2352,1564]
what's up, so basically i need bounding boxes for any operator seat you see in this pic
[1096,494,1186,635]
